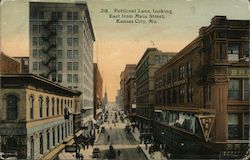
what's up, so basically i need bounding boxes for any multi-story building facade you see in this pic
[115,89,121,107]
[13,57,29,73]
[122,64,136,118]
[93,63,103,119]
[29,2,95,124]
[0,74,81,160]
[0,52,21,74]
[136,48,175,135]
[126,76,136,121]
[120,71,125,110]
[154,16,249,159]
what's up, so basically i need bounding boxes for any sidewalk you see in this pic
[131,125,168,160]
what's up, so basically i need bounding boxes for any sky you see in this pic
[0,0,249,101]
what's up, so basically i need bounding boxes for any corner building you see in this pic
[0,74,81,159]
[154,16,249,159]
[29,2,95,122]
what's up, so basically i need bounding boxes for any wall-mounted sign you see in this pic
[228,68,249,77]
[196,114,215,142]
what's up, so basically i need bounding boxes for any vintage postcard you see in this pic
[0,0,249,159]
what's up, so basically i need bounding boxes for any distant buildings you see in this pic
[153,16,249,158]
[102,88,108,109]
[13,57,29,73]
[119,72,125,111]
[120,64,137,118]
[28,2,95,125]
[93,63,103,119]
[0,52,21,74]
[0,74,81,159]
[115,89,121,108]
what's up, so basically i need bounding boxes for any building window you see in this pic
[154,55,161,64]
[33,49,38,58]
[62,125,64,140]
[228,43,239,61]
[167,89,171,104]
[39,132,43,154]
[52,74,56,82]
[56,98,59,115]
[67,74,72,83]
[67,38,72,46]
[187,61,192,77]
[61,99,63,115]
[67,25,72,34]
[39,37,43,45]
[58,74,62,83]
[67,62,72,70]
[57,62,62,71]
[67,12,72,20]
[39,97,43,118]
[73,74,78,83]
[57,126,60,143]
[228,79,241,100]
[179,86,185,103]
[29,96,34,119]
[228,113,240,139]
[39,12,44,19]
[46,97,49,117]
[52,128,55,146]
[57,25,62,33]
[73,25,78,34]
[73,38,78,46]
[73,50,78,59]
[67,50,72,59]
[73,12,79,20]
[57,37,62,46]
[47,130,50,150]
[243,113,249,139]
[73,62,78,71]
[52,98,55,116]
[57,50,63,59]
[33,37,38,46]
[187,83,193,103]
[33,24,38,33]
[179,65,185,80]
[243,79,249,100]
[39,50,44,58]
[6,95,18,120]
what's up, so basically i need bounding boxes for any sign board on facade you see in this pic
[196,115,215,142]
[228,68,249,77]
[65,145,77,152]
[132,104,136,108]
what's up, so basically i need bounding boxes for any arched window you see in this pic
[52,98,55,116]
[61,99,63,115]
[46,97,49,117]
[46,130,50,150]
[56,98,59,115]
[39,97,43,118]
[6,95,18,120]
[29,96,34,119]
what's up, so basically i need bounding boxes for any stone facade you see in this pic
[154,16,249,158]
[93,63,103,119]
[0,74,81,159]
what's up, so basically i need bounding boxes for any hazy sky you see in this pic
[0,0,249,101]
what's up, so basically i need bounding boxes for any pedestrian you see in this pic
[145,143,148,150]
[107,135,110,141]
[117,150,121,156]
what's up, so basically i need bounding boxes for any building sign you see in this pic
[65,145,77,152]
[197,115,215,142]
[228,68,249,77]
[166,79,187,88]
[132,104,136,108]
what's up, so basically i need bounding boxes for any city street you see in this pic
[95,108,147,160]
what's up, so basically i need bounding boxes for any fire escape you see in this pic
[41,17,58,79]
